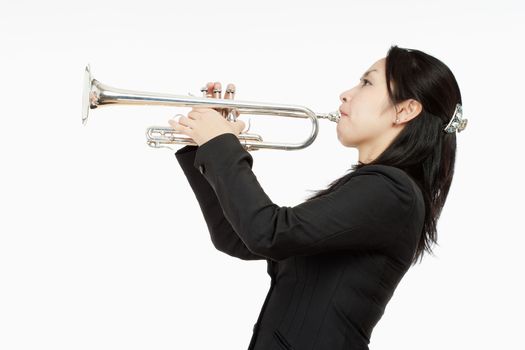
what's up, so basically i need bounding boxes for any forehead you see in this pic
[367,58,385,72]
[362,58,385,78]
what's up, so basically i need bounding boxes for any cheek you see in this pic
[336,117,359,144]
[336,114,379,146]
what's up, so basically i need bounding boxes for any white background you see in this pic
[1,0,524,349]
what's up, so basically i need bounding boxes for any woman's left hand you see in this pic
[168,82,246,146]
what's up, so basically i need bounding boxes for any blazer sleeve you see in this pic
[193,133,418,262]
[175,144,266,260]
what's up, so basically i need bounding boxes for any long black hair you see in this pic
[305,45,461,266]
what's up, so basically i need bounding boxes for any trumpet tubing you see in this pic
[82,65,341,151]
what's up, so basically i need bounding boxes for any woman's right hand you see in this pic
[202,81,236,118]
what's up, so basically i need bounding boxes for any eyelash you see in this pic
[360,78,371,86]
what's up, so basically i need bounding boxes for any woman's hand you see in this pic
[168,81,246,146]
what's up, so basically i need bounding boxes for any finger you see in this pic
[205,81,224,116]
[178,115,195,127]
[187,110,201,119]
[223,83,237,119]
[224,83,236,100]
[200,82,211,97]
[213,82,222,99]
[234,120,246,135]
[168,119,192,134]
[190,107,212,114]
[168,119,179,128]
[205,82,214,98]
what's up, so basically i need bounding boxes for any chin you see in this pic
[339,140,354,148]
[337,135,355,147]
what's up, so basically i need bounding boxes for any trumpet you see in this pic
[82,65,341,151]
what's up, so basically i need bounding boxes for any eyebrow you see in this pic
[361,69,378,79]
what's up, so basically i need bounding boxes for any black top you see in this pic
[175,133,425,350]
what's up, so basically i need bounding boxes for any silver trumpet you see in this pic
[82,65,341,151]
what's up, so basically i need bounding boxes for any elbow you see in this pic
[240,207,297,261]
[209,230,265,261]
[245,239,288,262]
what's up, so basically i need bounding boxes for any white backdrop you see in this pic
[1,0,524,349]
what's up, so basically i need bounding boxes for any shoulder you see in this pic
[351,164,424,211]
[355,164,416,186]
[350,165,426,240]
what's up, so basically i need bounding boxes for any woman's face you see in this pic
[337,57,397,150]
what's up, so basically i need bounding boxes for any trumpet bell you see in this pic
[82,64,94,126]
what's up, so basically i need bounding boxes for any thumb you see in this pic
[233,120,246,135]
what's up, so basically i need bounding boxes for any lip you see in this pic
[339,109,348,117]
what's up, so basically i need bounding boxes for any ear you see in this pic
[395,99,423,124]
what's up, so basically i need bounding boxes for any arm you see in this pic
[175,145,266,260]
[193,133,419,262]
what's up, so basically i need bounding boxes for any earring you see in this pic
[394,117,399,124]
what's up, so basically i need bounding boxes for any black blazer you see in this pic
[175,133,425,350]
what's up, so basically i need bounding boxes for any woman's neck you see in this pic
[358,129,402,164]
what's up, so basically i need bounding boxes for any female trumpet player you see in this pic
[169,45,466,350]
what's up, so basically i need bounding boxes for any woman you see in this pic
[170,45,466,350]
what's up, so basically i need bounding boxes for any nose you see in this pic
[339,90,351,103]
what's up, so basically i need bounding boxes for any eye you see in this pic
[360,78,371,86]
